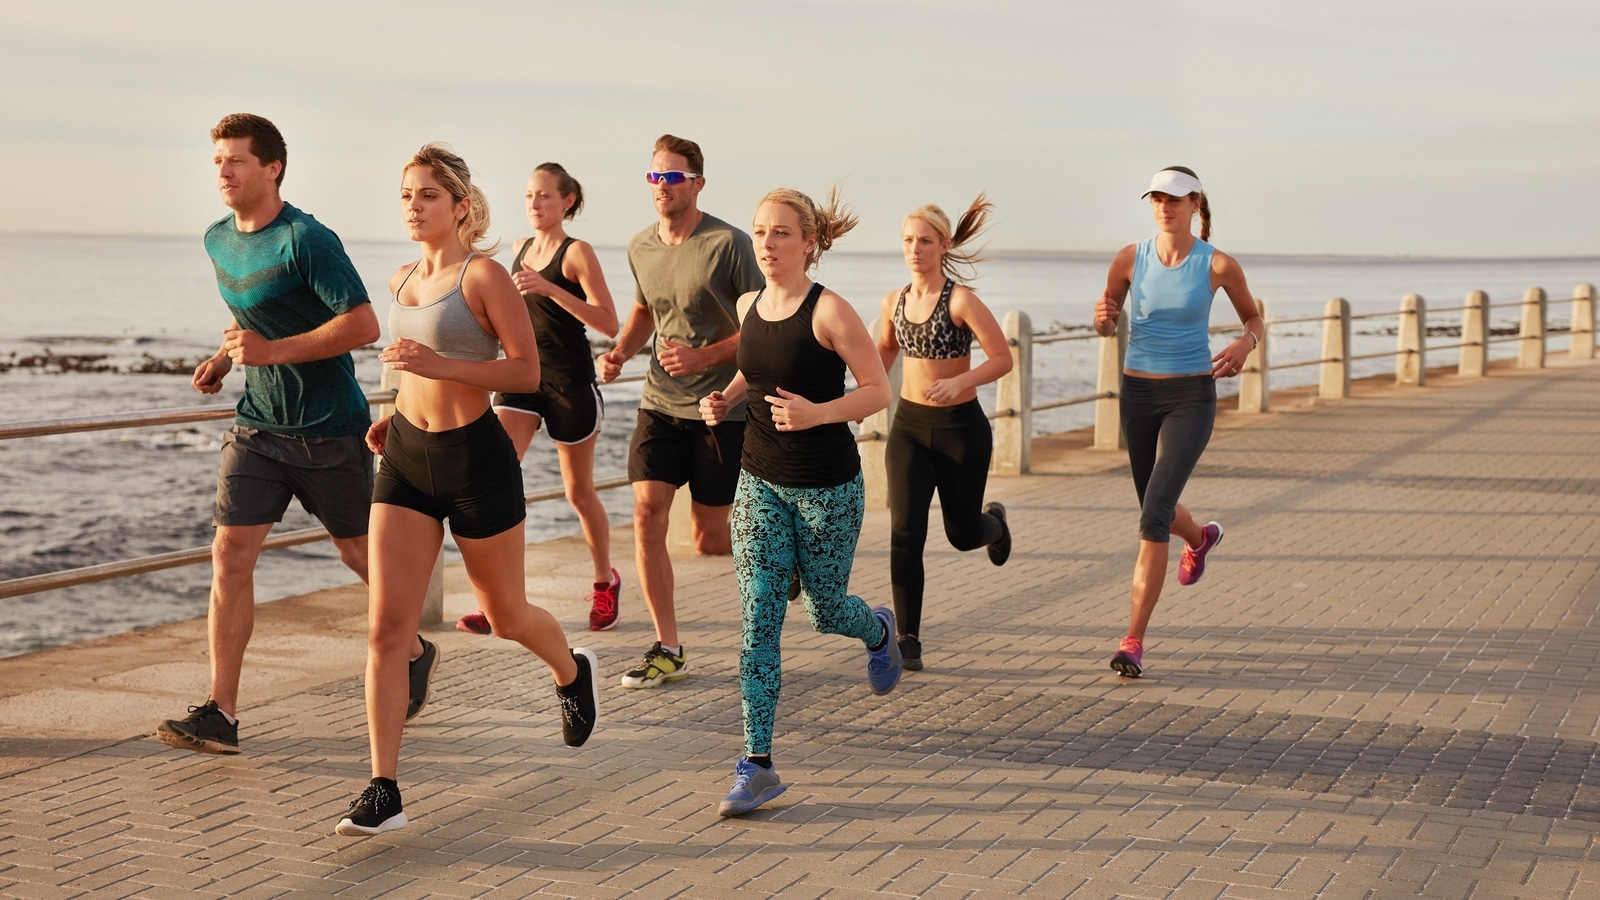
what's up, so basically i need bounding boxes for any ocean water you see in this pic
[1,231,1594,658]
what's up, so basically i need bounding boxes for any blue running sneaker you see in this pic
[718,756,787,817]
[867,607,903,695]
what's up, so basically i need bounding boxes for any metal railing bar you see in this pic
[1033,332,1100,345]
[1269,358,1329,371]
[0,474,636,599]
[1032,391,1111,412]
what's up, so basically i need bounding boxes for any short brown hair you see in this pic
[211,114,287,187]
[654,134,704,176]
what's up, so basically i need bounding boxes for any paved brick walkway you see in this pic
[3,361,1600,897]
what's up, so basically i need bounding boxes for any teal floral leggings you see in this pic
[732,470,883,756]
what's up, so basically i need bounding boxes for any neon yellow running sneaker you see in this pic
[619,641,688,689]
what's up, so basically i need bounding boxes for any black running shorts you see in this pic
[493,380,604,445]
[371,409,527,540]
[214,426,373,539]
[627,409,744,507]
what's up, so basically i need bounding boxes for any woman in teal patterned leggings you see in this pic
[700,186,896,817]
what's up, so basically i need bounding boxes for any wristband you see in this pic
[1244,331,1259,349]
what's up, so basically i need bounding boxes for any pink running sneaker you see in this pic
[1177,522,1224,586]
[1110,636,1144,678]
[588,568,621,631]
[456,610,492,635]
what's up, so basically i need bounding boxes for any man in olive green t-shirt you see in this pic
[600,134,763,689]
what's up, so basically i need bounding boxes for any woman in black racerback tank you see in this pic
[456,163,624,638]
[875,195,1016,673]
[697,187,895,817]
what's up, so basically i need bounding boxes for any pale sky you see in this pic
[2,1,1596,256]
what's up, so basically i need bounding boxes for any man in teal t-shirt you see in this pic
[157,114,435,756]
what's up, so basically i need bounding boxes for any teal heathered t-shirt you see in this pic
[204,203,372,437]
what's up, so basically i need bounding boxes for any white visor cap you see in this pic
[1142,169,1204,199]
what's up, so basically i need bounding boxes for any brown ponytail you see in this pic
[535,162,585,220]
[1160,165,1210,241]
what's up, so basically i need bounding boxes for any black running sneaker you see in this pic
[985,502,1012,566]
[898,634,923,671]
[156,700,239,754]
[336,778,406,836]
[406,636,440,722]
[558,648,599,747]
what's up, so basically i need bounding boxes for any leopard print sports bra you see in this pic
[893,279,972,360]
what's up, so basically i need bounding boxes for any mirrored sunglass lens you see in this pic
[648,171,688,186]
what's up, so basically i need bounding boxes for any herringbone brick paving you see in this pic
[3,361,1600,896]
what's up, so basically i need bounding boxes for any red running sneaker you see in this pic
[1177,522,1224,586]
[456,610,492,635]
[1110,636,1144,678]
[588,568,621,631]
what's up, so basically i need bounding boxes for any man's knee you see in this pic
[690,504,732,556]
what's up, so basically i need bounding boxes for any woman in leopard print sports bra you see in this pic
[874,195,1015,672]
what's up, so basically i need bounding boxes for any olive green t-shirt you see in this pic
[626,213,764,420]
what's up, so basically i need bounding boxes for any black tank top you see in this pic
[738,282,859,488]
[511,237,595,384]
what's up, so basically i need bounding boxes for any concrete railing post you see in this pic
[992,310,1032,476]
[1237,299,1268,413]
[379,367,443,626]
[860,317,903,507]
[1397,294,1426,386]
[1320,297,1350,400]
[1459,290,1489,378]
[1571,283,1595,361]
[1093,313,1127,450]
[1519,286,1547,369]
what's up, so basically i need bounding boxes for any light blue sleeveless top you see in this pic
[388,254,500,362]
[1123,237,1216,375]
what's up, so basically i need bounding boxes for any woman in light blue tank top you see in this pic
[336,144,598,839]
[1091,166,1264,679]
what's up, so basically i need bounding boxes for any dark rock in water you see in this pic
[0,349,201,376]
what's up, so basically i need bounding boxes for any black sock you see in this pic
[748,755,772,769]
[868,623,888,652]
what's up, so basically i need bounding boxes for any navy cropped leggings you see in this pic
[1120,374,1216,542]
[886,398,1004,637]
[731,470,883,756]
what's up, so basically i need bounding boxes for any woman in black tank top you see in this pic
[697,187,896,817]
[874,196,1016,672]
[458,163,624,638]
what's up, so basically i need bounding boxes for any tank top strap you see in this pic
[801,281,824,311]
[938,278,955,308]
[511,239,534,271]
[395,260,422,296]
[894,284,910,324]
[546,236,576,274]
[454,253,477,291]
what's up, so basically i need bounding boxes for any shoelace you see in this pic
[589,590,617,616]
[558,692,587,725]
[349,781,396,815]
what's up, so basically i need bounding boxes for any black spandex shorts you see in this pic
[493,380,604,445]
[372,409,527,540]
[627,408,744,507]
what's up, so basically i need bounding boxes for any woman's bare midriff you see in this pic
[394,375,494,431]
[901,356,979,406]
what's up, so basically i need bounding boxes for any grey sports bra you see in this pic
[893,279,972,360]
[389,254,499,362]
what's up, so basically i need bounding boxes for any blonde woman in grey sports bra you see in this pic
[335,144,598,838]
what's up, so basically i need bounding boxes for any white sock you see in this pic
[660,644,680,657]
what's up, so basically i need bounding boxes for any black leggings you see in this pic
[1120,374,1216,542]
[887,398,1004,637]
